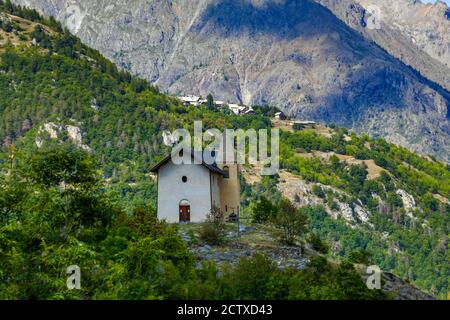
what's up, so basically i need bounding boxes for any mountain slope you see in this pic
[0,5,448,298]
[0,7,393,300]
[9,0,450,162]
[358,0,450,68]
[317,0,450,90]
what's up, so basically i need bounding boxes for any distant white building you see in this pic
[179,95,256,116]
[228,104,247,115]
[151,147,241,223]
[243,107,255,115]
[180,95,201,107]
[294,120,317,125]
[275,111,287,120]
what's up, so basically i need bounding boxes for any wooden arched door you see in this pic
[179,199,191,223]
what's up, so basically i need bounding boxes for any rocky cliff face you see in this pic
[11,0,450,162]
[318,0,450,91]
[358,0,449,68]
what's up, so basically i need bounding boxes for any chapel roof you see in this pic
[150,146,228,177]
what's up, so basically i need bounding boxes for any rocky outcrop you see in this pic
[12,0,450,162]
[338,202,354,222]
[381,272,434,300]
[182,225,435,299]
[396,189,417,219]
[357,265,435,300]
[354,203,370,224]
[358,0,449,68]
[275,170,373,226]
[37,121,91,151]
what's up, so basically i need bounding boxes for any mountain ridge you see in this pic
[317,0,450,92]
[9,0,450,162]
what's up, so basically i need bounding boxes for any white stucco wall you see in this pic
[157,161,221,223]
[210,173,221,209]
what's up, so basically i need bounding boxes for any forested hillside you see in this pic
[9,0,450,162]
[0,3,448,299]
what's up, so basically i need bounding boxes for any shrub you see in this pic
[252,196,278,223]
[293,123,305,131]
[128,206,165,238]
[274,198,308,245]
[200,207,226,245]
[348,249,372,265]
[330,201,340,211]
[312,185,326,199]
[229,253,283,300]
[307,232,329,254]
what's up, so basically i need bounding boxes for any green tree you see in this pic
[307,232,329,254]
[348,249,372,265]
[25,145,98,188]
[206,93,215,109]
[229,254,283,300]
[312,185,326,199]
[252,196,278,223]
[274,198,308,245]
[200,206,226,245]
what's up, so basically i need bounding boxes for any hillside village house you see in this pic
[274,111,287,120]
[243,107,256,115]
[228,104,255,115]
[294,120,317,129]
[178,95,254,116]
[180,95,207,107]
[151,147,240,223]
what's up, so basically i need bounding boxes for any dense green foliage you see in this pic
[306,232,330,255]
[302,204,449,298]
[0,145,388,300]
[252,196,279,223]
[0,0,62,31]
[276,129,449,297]
[0,6,448,298]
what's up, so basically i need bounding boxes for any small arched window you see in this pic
[223,166,230,179]
[182,176,188,183]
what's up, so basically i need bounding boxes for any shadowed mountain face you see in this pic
[318,0,450,92]
[10,0,450,162]
[192,0,333,39]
